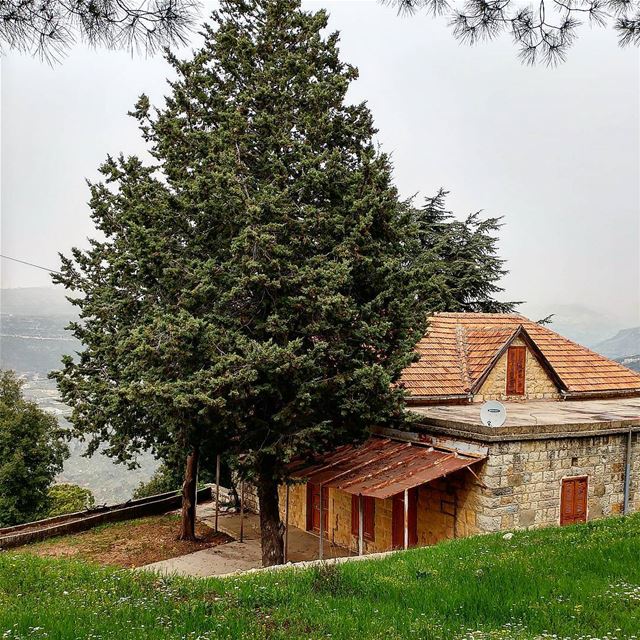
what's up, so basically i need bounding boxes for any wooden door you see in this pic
[506,346,526,395]
[306,483,328,534]
[560,477,588,525]
[392,489,418,549]
[351,495,376,541]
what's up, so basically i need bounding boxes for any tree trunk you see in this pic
[256,465,285,567]
[178,447,199,541]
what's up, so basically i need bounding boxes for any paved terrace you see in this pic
[143,502,352,577]
[410,397,640,441]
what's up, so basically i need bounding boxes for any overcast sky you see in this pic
[1,1,639,338]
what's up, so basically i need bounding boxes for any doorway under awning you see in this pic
[286,436,486,557]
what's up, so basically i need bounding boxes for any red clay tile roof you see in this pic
[400,312,640,399]
[291,437,485,499]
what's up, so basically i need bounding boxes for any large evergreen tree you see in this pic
[54,0,511,565]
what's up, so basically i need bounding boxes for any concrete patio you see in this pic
[142,501,353,577]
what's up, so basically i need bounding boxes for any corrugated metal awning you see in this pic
[290,437,486,500]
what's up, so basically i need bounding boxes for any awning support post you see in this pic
[284,484,290,563]
[358,494,364,556]
[214,454,221,533]
[239,481,245,543]
[319,484,324,560]
[404,489,409,550]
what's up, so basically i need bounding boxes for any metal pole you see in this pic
[319,484,324,560]
[404,489,409,550]
[358,494,364,556]
[239,481,245,543]
[214,454,221,533]
[284,484,290,563]
[623,428,633,515]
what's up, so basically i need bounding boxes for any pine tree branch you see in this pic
[0,0,200,62]
[386,0,640,64]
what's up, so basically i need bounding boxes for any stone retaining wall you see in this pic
[0,487,212,550]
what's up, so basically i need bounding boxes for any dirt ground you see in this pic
[17,515,232,568]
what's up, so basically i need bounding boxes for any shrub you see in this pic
[311,562,346,596]
[132,464,181,499]
[47,483,95,517]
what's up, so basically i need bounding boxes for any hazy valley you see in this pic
[1,291,158,504]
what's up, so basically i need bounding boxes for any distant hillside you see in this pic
[594,327,640,360]
[1,287,156,504]
[0,314,79,376]
[518,303,624,348]
[1,287,79,375]
[617,354,640,373]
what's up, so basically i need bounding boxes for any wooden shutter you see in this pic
[306,483,314,531]
[391,489,418,548]
[574,477,587,522]
[351,494,358,536]
[560,477,588,525]
[352,495,375,541]
[363,496,375,542]
[506,346,526,395]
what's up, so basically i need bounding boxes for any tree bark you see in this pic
[178,447,199,541]
[256,465,285,567]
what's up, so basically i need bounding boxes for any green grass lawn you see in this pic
[2,514,640,640]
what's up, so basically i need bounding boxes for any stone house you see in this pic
[281,312,640,556]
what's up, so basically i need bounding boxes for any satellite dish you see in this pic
[480,400,507,428]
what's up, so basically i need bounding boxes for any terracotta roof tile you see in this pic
[399,312,640,399]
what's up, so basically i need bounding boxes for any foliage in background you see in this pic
[0,0,199,62]
[0,370,68,527]
[46,483,95,517]
[133,454,233,500]
[413,189,516,314]
[132,464,182,500]
[388,0,640,65]
[2,514,640,639]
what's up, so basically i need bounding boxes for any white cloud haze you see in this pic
[1,1,638,333]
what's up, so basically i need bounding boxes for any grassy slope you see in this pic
[2,514,640,640]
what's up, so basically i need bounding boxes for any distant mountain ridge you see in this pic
[616,355,640,373]
[1,288,78,375]
[593,327,640,361]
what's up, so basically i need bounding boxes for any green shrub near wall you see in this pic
[46,484,95,517]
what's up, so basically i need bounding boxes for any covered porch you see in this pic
[283,436,487,558]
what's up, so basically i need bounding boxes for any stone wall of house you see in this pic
[278,482,307,531]
[418,471,483,544]
[470,432,640,532]
[475,337,561,403]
